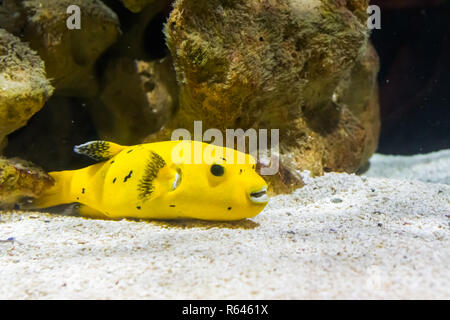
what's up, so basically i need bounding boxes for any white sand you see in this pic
[0,151,449,299]
[363,149,450,185]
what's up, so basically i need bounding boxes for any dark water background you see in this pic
[371,1,450,154]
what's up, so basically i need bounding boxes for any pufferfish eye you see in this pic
[210,164,225,176]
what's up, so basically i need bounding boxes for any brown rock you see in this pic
[1,0,121,97]
[148,0,380,193]
[91,56,177,145]
[0,157,54,209]
[0,28,53,153]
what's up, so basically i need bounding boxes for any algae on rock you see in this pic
[1,0,382,196]
[1,0,121,97]
[148,0,380,193]
[91,56,178,145]
[0,28,53,153]
[1,0,177,169]
[0,156,54,209]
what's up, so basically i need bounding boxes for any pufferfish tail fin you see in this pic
[74,140,126,162]
[32,170,75,209]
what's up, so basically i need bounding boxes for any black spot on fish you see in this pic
[124,170,133,182]
[77,197,79,200]
[82,188,85,194]
[169,204,176,207]
[228,207,232,210]
[110,160,115,164]
[252,165,255,169]
[136,206,141,210]
[221,157,226,161]
[239,169,243,174]
[113,177,117,183]
[127,149,133,154]
[138,151,166,202]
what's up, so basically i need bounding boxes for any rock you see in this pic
[0,28,53,153]
[316,42,381,173]
[91,56,177,145]
[1,0,121,97]
[0,0,24,34]
[148,0,380,193]
[0,157,54,209]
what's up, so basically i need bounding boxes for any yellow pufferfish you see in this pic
[34,140,269,221]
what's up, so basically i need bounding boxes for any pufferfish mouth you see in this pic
[249,186,269,204]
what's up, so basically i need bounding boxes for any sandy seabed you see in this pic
[0,150,449,299]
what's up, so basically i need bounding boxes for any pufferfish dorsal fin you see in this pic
[73,140,126,162]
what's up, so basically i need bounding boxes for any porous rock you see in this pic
[91,56,178,145]
[1,0,121,97]
[0,156,54,209]
[0,28,53,153]
[148,0,380,193]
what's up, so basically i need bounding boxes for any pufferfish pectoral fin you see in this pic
[74,140,126,162]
